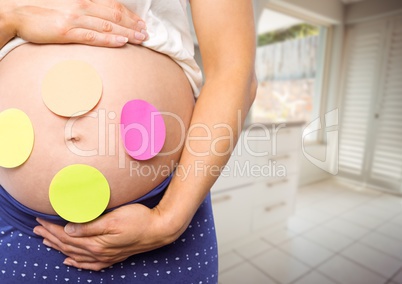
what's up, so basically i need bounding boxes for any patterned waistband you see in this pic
[0,174,172,237]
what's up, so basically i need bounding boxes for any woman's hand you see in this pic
[33,203,184,271]
[1,0,148,48]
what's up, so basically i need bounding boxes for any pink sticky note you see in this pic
[120,99,166,160]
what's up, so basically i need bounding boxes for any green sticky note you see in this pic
[49,164,110,223]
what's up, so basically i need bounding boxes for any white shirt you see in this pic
[0,0,202,96]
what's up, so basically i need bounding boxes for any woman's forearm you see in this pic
[158,72,257,237]
[156,0,257,239]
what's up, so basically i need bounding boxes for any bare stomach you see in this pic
[0,43,194,214]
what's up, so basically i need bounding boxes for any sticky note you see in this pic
[49,164,110,223]
[120,99,166,160]
[42,60,103,117]
[0,108,34,168]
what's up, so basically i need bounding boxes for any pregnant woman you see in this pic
[0,0,257,283]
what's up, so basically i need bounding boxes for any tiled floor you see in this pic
[217,179,402,284]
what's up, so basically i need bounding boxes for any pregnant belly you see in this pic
[0,43,194,214]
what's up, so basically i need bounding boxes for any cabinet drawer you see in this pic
[212,126,302,192]
[251,176,298,231]
[254,176,298,205]
[268,151,300,176]
[252,199,292,231]
[253,151,300,182]
[275,127,302,152]
[211,186,253,245]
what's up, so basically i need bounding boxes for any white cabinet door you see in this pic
[211,185,254,245]
[251,176,298,231]
[211,125,302,245]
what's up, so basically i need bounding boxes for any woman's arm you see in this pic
[0,4,15,48]
[157,0,257,234]
[33,0,257,271]
[0,0,148,49]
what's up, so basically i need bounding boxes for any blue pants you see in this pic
[0,178,218,284]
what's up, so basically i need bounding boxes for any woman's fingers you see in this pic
[34,219,93,253]
[34,219,124,265]
[72,15,148,44]
[11,0,148,47]
[42,237,98,263]
[74,0,149,44]
[63,257,115,271]
[34,223,112,265]
[87,0,147,34]
[63,28,128,47]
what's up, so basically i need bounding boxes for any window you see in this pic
[251,9,329,141]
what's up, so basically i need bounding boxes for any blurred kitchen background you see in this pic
[189,0,402,283]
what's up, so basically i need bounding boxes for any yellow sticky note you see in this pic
[42,60,103,117]
[0,108,35,168]
[49,164,110,223]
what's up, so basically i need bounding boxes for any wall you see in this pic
[299,144,331,186]
[325,25,344,113]
[254,0,344,25]
[345,0,402,24]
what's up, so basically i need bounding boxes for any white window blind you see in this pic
[339,21,385,177]
[369,16,402,190]
[339,15,402,192]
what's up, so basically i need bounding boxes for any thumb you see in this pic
[64,218,107,237]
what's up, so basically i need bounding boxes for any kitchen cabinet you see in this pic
[211,123,303,245]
